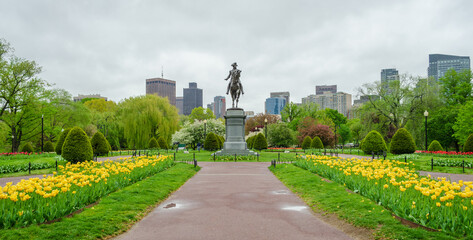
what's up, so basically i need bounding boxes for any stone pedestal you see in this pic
[214,108,257,156]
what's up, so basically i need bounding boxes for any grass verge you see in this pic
[0,163,199,240]
[270,164,458,240]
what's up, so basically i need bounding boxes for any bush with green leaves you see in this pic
[55,128,71,155]
[43,141,55,152]
[464,134,473,152]
[360,130,387,154]
[428,140,444,152]
[390,128,416,154]
[253,133,268,150]
[157,136,168,149]
[217,135,224,149]
[148,137,159,149]
[21,142,34,153]
[246,135,255,149]
[311,136,324,149]
[61,127,93,163]
[91,132,110,156]
[301,136,312,149]
[204,132,219,151]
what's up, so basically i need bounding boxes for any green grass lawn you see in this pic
[270,163,460,240]
[0,163,199,240]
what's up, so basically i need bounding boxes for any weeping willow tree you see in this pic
[117,95,179,149]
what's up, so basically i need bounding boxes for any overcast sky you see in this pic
[1,0,472,113]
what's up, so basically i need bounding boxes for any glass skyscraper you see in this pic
[265,97,287,115]
[428,54,470,81]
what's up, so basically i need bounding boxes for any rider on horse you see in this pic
[224,62,244,95]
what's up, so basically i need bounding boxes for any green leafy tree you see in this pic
[21,142,34,153]
[43,141,54,152]
[91,131,110,156]
[246,136,255,149]
[338,124,352,145]
[439,69,472,106]
[453,101,473,146]
[61,127,93,163]
[204,132,219,151]
[360,130,387,154]
[463,134,473,152]
[157,136,168,149]
[428,140,443,152]
[172,119,225,150]
[148,137,159,149]
[189,107,215,123]
[267,123,296,147]
[281,102,302,123]
[117,95,179,149]
[311,136,324,149]
[390,128,416,154]
[216,135,224,149]
[301,136,312,149]
[426,107,459,151]
[348,119,363,144]
[253,133,268,150]
[55,128,71,155]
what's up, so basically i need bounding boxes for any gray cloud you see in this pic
[1,0,472,113]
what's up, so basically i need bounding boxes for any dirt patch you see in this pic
[321,178,333,183]
[391,214,437,232]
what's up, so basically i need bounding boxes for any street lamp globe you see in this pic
[424,110,429,117]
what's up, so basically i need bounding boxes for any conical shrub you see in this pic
[246,136,255,149]
[301,136,312,149]
[148,137,159,149]
[62,126,93,163]
[204,132,219,151]
[464,134,473,152]
[21,142,34,153]
[360,130,387,154]
[428,140,443,152]
[253,133,268,150]
[216,135,224,149]
[55,128,71,155]
[91,132,110,156]
[311,136,324,149]
[390,128,416,154]
[44,141,55,152]
[157,136,168,149]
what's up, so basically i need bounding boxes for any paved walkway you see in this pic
[115,162,352,240]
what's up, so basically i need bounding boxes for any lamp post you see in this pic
[264,118,268,139]
[11,134,14,153]
[424,110,429,151]
[41,114,44,153]
[203,120,207,139]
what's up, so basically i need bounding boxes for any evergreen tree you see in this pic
[301,136,312,149]
[62,127,93,163]
[390,128,416,154]
[91,131,110,156]
[360,130,387,154]
[157,136,168,149]
[428,140,443,152]
[55,128,71,155]
[44,141,55,152]
[204,132,219,151]
[311,136,324,149]
[148,137,159,149]
[253,133,268,150]
[463,134,473,152]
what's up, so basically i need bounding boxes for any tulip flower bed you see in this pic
[0,155,173,229]
[295,155,473,235]
[417,150,473,158]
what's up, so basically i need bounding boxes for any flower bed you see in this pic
[417,150,473,158]
[295,155,473,235]
[0,155,173,229]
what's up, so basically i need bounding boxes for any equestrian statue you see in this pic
[224,62,244,108]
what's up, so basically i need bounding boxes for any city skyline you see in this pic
[1,1,473,113]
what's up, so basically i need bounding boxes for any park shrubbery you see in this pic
[246,135,256,149]
[61,127,93,163]
[44,141,55,152]
[428,140,444,152]
[464,134,473,152]
[157,136,168,149]
[253,133,268,150]
[55,128,71,155]
[91,132,110,156]
[21,142,34,153]
[204,132,219,151]
[148,137,159,149]
[311,136,324,149]
[360,130,387,154]
[217,135,224,149]
[301,136,312,149]
[390,128,416,154]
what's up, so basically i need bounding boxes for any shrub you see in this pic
[301,136,312,149]
[157,136,168,149]
[268,123,295,147]
[61,127,93,163]
[360,130,387,154]
[253,133,268,150]
[204,132,219,151]
[43,141,55,152]
[390,128,416,154]
[246,136,255,149]
[311,136,324,149]
[148,137,159,149]
[428,140,444,152]
[217,135,224,149]
[464,134,473,152]
[91,132,110,156]
[55,128,71,155]
[21,142,34,153]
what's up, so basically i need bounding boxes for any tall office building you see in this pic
[176,97,183,115]
[213,96,226,119]
[428,54,470,81]
[183,82,203,115]
[381,68,399,83]
[146,78,176,105]
[302,92,352,117]
[265,97,287,115]
[270,92,290,104]
[316,85,337,95]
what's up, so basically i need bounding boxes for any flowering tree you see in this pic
[172,119,225,149]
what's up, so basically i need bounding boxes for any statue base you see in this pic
[214,108,258,156]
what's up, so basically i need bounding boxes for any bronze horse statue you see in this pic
[225,62,244,108]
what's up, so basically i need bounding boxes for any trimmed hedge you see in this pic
[464,134,473,152]
[428,140,444,152]
[55,128,71,155]
[246,135,255,149]
[148,137,159,149]
[390,128,416,154]
[301,136,312,149]
[204,132,219,151]
[91,132,110,156]
[253,133,268,150]
[21,143,34,153]
[61,126,93,163]
[311,136,324,149]
[43,141,55,152]
[217,135,224,149]
[157,136,168,149]
[360,130,387,154]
